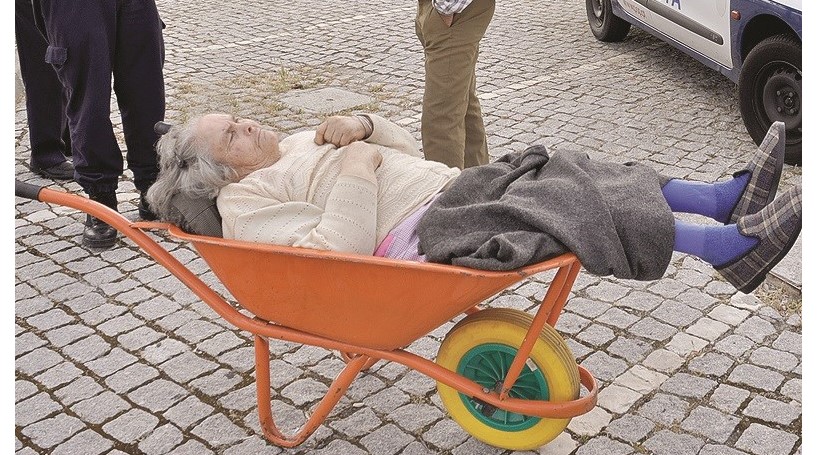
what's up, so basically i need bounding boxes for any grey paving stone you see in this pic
[190,368,243,396]
[20,414,85,449]
[709,384,751,414]
[771,330,801,355]
[615,365,668,394]
[681,406,740,443]
[389,403,444,433]
[163,396,215,430]
[281,378,329,407]
[715,335,755,358]
[197,331,247,357]
[567,406,612,436]
[78,303,128,326]
[329,407,381,438]
[647,279,688,299]
[50,429,113,455]
[636,393,690,426]
[735,316,776,343]
[735,423,798,455]
[555,312,591,335]
[15,332,47,357]
[698,444,751,455]
[35,361,83,389]
[26,308,76,331]
[708,305,750,326]
[627,318,677,342]
[311,439,367,455]
[685,317,730,341]
[596,307,640,329]
[86,347,137,377]
[580,351,628,382]
[44,324,95,348]
[159,351,219,383]
[394,369,436,397]
[53,376,104,407]
[606,336,652,363]
[222,436,283,455]
[218,384,257,413]
[688,352,735,378]
[345,373,387,401]
[128,379,189,412]
[167,439,214,455]
[781,378,802,402]
[597,383,642,414]
[742,395,801,425]
[565,338,593,360]
[728,364,785,391]
[423,419,469,451]
[15,380,38,402]
[363,386,411,414]
[574,436,633,455]
[577,323,616,347]
[660,373,717,399]
[651,300,702,327]
[359,423,413,455]
[116,326,165,351]
[191,414,248,446]
[564,297,609,318]
[749,346,799,372]
[97,313,144,337]
[642,349,684,373]
[643,429,705,455]
[105,363,160,393]
[605,414,655,443]
[665,332,708,357]
[71,390,130,425]
[132,296,182,320]
[15,392,62,427]
[142,339,188,364]
[614,291,662,311]
[62,334,113,363]
[401,440,438,455]
[16,347,63,376]
[102,408,160,444]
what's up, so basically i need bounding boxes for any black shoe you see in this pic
[83,192,118,249]
[30,161,74,180]
[138,192,157,221]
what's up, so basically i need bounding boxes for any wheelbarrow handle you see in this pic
[16,180,43,201]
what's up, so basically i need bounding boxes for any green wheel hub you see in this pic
[457,343,550,431]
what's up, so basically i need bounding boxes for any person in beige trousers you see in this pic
[415,0,495,169]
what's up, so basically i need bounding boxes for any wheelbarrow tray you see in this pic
[170,225,575,350]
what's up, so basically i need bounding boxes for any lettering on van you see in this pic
[663,0,681,9]
[623,0,647,20]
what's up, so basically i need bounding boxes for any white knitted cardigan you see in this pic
[217,114,461,255]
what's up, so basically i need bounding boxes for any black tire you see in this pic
[739,34,802,165]
[586,0,630,42]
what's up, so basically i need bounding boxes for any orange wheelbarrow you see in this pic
[16,181,599,451]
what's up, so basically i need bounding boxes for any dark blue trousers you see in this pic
[33,0,165,194]
[16,0,71,168]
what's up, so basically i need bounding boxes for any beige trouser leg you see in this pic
[415,0,495,169]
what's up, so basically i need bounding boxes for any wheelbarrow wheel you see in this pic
[436,308,579,450]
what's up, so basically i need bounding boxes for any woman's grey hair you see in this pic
[146,115,239,227]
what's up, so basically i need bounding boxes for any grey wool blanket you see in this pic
[416,146,675,280]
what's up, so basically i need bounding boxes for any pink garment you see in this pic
[374,194,441,262]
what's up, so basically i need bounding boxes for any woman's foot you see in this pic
[726,121,786,224]
[716,184,801,294]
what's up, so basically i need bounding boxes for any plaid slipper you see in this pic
[717,185,801,294]
[727,121,786,224]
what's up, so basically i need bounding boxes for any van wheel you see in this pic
[586,0,630,42]
[739,35,801,165]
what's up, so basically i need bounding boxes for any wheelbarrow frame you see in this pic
[16,181,599,448]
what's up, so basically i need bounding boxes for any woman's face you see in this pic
[195,113,281,178]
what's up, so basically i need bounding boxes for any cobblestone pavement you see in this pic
[15,1,802,454]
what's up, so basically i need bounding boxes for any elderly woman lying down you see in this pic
[146,113,800,294]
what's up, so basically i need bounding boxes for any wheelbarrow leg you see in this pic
[254,335,370,447]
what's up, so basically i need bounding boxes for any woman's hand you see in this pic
[339,142,382,183]
[314,116,368,147]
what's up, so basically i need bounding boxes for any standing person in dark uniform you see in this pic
[32,0,166,249]
[16,0,73,180]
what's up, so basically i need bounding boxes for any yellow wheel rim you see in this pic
[436,308,579,451]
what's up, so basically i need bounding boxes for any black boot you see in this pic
[83,192,118,249]
[138,191,157,221]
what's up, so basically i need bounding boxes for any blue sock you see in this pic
[673,219,759,267]
[662,173,751,223]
